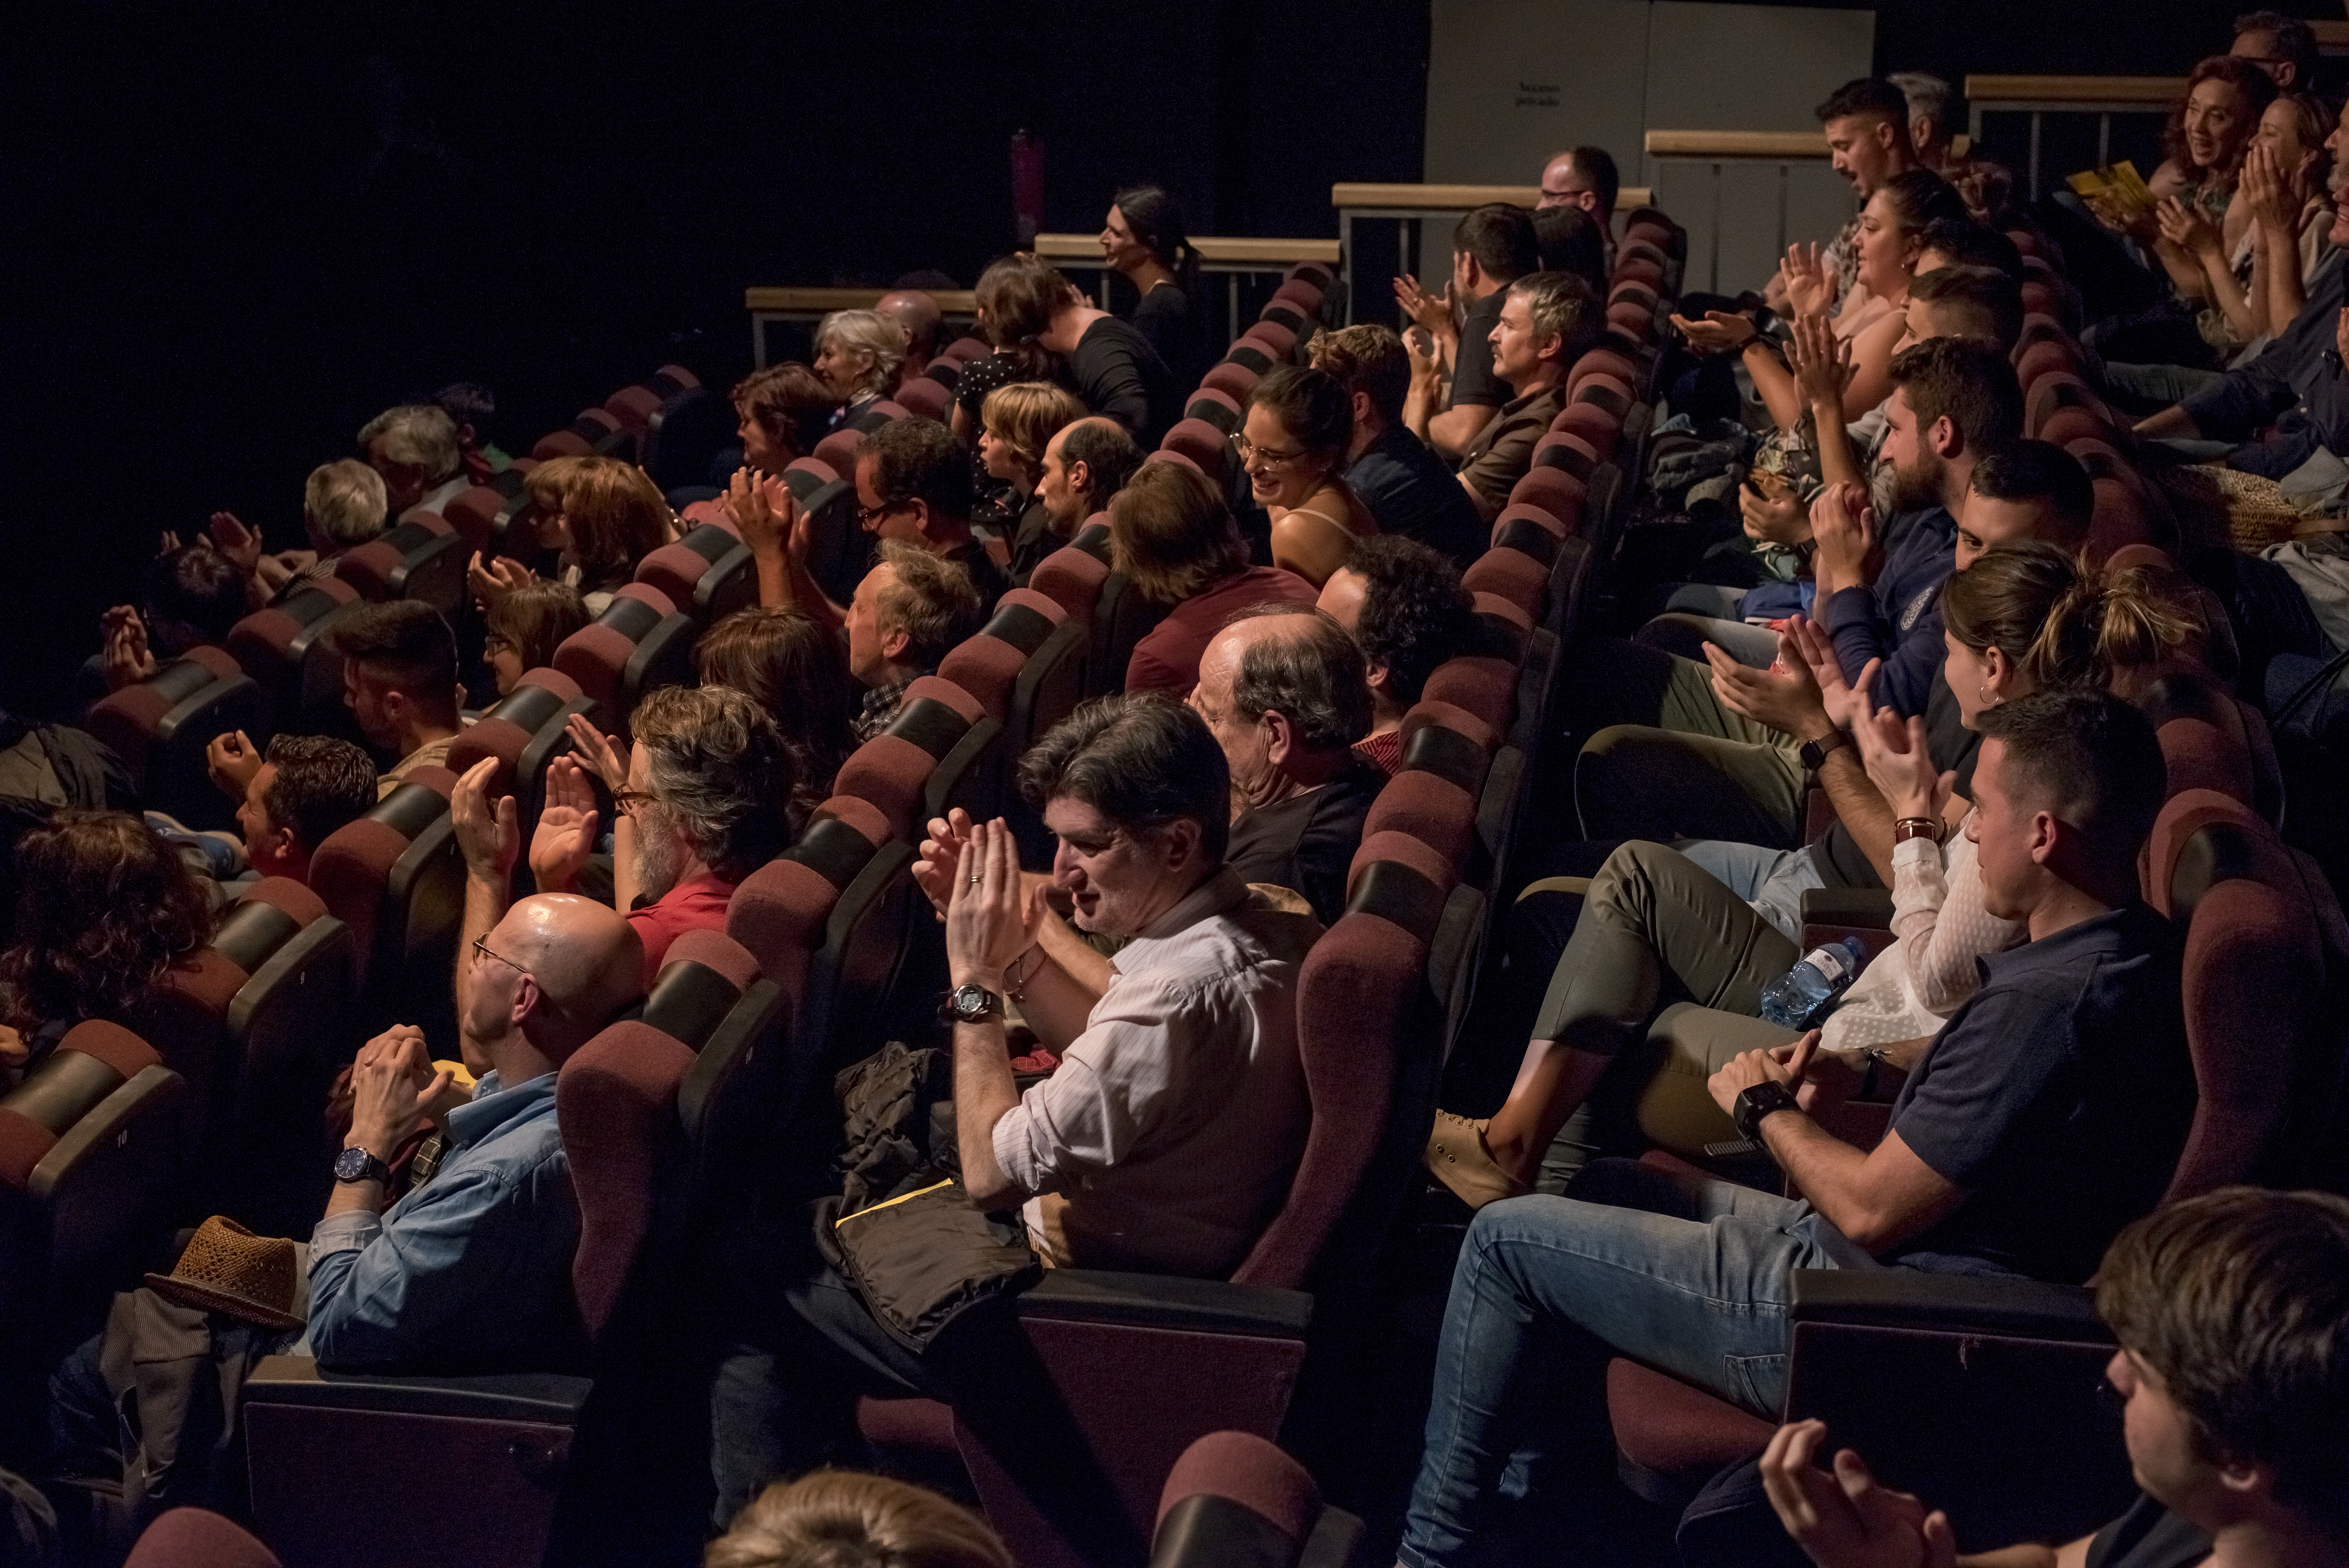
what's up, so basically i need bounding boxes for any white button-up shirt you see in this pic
[991,868,1321,1277]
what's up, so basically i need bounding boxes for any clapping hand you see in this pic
[1669,309,1761,356]
[206,511,265,576]
[724,467,805,559]
[1392,273,1454,339]
[943,818,1042,991]
[1808,481,1878,597]
[100,605,157,690]
[1757,1419,1949,1568]
[2155,195,2222,259]
[1740,474,1812,548]
[563,713,629,796]
[205,729,264,799]
[915,807,979,921]
[1709,1028,1819,1118]
[1703,627,1831,741]
[1787,311,1852,409]
[1782,242,1834,317]
[344,1026,456,1163]
[1786,616,1877,733]
[2241,142,2290,232]
[528,756,600,895]
[467,552,535,612]
[451,756,520,884]
[1850,668,1951,823]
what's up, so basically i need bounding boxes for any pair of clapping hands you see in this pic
[1702,615,1956,825]
[913,811,1059,991]
[343,1025,468,1164]
[447,714,632,892]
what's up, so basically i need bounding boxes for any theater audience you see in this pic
[1913,216,2025,280]
[693,605,858,834]
[875,289,944,382]
[1794,80,1920,323]
[731,362,836,476]
[848,544,984,739]
[481,578,588,698]
[1244,366,1382,588]
[96,540,247,695]
[0,813,212,1076]
[1434,541,2189,1205]
[1316,536,1477,776]
[1764,1187,2349,1568]
[306,886,642,1369]
[1530,203,1607,292]
[711,1472,1014,1568]
[2158,89,2334,354]
[1100,183,1212,393]
[1397,204,1539,460]
[813,308,906,428]
[431,380,510,484]
[1309,324,1486,567]
[973,253,1179,447]
[321,600,465,797]
[474,454,674,617]
[1454,270,1601,526]
[358,403,469,523]
[977,381,1086,576]
[711,695,1319,1507]
[158,733,374,889]
[203,458,391,608]
[1399,690,2189,1568]
[1112,460,1318,697]
[1537,145,1620,230]
[1190,607,1379,926]
[1886,72,1969,181]
[1026,415,1144,583]
[956,254,1073,443]
[2231,7,2319,92]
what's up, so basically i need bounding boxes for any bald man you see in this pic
[876,289,943,382]
[1187,605,1381,925]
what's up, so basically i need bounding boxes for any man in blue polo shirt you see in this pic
[1394,689,2192,1568]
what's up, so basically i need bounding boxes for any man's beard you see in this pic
[1871,449,1943,517]
[632,799,688,902]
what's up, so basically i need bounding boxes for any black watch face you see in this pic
[334,1146,377,1181]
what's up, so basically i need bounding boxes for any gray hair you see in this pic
[1506,270,1602,364]
[814,309,907,399]
[873,540,984,671]
[1888,71,1960,146]
[629,684,795,880]
[1016,693,1231,864]
[1223,605,1372,752]
[356,404,461,482]
[303,458,390,549]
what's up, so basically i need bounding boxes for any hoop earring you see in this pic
[1978,683,2000,707]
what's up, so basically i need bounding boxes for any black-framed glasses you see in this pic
[472,936,531,980]
[855,497,907,526]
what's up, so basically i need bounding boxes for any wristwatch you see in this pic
[940,982,1004,1026]
[1733,1080,1803,1142]
[1798,730,1852,772]
[333,1146,392,1186]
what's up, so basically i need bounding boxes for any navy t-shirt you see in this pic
[1347,424,1488,567]
[1886,902,2192,1283]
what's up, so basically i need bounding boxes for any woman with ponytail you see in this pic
[1101,184,1212,392]
[1424,540,2196,1206]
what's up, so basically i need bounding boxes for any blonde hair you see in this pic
[979,381,1087,485]
[304,458,390,548]
[815,310,907,400]
[706,1471,1012,1568]
[355,404,460,481]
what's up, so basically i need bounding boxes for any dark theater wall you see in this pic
[5,0,2330,715]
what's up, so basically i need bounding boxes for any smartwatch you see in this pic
[1798,731,1852,772]
[1733,1080,1802,1142]
[333,1146,392,1186]
[940,982,1004,1026]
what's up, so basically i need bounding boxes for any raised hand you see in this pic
[1808,481,1878,597]
[1704,633,1830,742]
[1740,475,1813,549]
[944,818,1042,990]
[467,552,536,613]
[528,755,600,894]
[205,729,263,800]
[2241,142,2288,232]
[1391,273,1454,338]
[450,755,520,884]
[2155,194,2222,259]
[207,511,265,575]
[1789,617,1875,733]
[1787,310,1852,409]
[1782,242,1834,317]
[724,466,800,558]
[1851,672,1951,823]
[101,606,157,691]
[345,1028,456,1162]
[562,713,629,796]
[1758,1419,1948,1568]
[914,807,979,920]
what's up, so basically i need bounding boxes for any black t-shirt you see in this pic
[1071,317,1181,449]
[1809,670,1980,891]
[1004,499,1064,588]
[1346,424,1488,567]
[1225,759,1386,927]
[1886,902,2192,1282]
[2085,1495,2211,1568]
[1131,282,1213,400]
[1449,289,1511,412]
[940,537,1010,618]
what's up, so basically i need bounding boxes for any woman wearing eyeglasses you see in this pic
[1240,367,1380,589]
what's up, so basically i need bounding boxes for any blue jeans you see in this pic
[1397,1160,1883,1568]
[1677,840,1823,944]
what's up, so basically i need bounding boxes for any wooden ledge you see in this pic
[746,287,978,314]
[1032,233,1341,264]
[1964,75,2187,105]
[1644,129,1830,159]
[1330,182,1654,211]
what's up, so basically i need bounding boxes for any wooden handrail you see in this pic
[746,287,978,314]
[1643,129,1829,159]
[1963,74,2185,106]
[1329,181,1654,210]
[2312,19,2349,53]
[1031,233,1341,265]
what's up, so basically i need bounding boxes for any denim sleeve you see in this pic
[304,1159,570,1369]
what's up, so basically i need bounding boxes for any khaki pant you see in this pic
[1572,643,1807,850]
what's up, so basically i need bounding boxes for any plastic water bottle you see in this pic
[1758,937,1868,1028]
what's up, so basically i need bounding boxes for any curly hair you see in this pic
[630,685,797,880]
[1346,535,1476,705]
[0,812,215,1031]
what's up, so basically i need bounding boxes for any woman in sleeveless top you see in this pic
[1241,365,1379,588]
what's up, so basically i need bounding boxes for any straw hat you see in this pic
[144,1216,305,1332]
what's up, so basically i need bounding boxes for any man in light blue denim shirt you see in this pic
[308,884,642,1371]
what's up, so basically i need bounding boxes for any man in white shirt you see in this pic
[709,692,1321,1515]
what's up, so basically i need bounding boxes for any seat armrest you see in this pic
[1797,888,1895,929]
[242,1355,595,1422]
[1014,1269,1312,1337]
[1788,1270,2107,1342]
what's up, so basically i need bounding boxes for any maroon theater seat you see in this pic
[444,668,595,844]
[634,520,754,624]
[834,675,991,839]
[1184,387,1245,435]
[938,588,1088,835]
[1549,402,1621,461]
[1569,372,1635,421]
[1200,362,1259,405]
[1570,348,1642,396]
[1151,1431,1366,1568]
[1242,320,1298,361]
[83,647,264,830]
[1532,429,1604,486]
[308,767,463,1041]
[946,335,993,362]
[1284,260,1335,290]
[1606,302,1655,340]
[1161,418,1234,481]
[531,405,636,464]
[1225,340,1276,377]
[895,376,954,423]
[1461,545,1549,625]
[1507,468,1587,534]
[1421,653,1517,736]
[784,456,868,609]
[813,426,866,478]
[335,511,468,620]
[1030,533,1111,628]
[226,575,366,733]
[552,582,695,738]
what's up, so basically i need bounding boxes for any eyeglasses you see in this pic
[855,497,907,526]
[611,787,655,818]
[1230,433,1308,470]
[472,936,531,980]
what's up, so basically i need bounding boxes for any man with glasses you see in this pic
[855,417,1008,614]
[1538,145,1621,271]
[301,878,643,1368]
